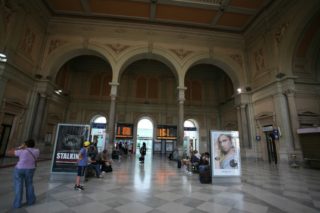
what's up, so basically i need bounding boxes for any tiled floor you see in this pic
[1,153,320,213]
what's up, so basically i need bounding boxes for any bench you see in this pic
[304,158,320,169]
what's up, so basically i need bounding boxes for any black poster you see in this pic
[51,124,90,173]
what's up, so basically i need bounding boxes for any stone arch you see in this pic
[181,53,243,90]
[279,4,320,75]
[115,47,180,84]
[41,42,116,80]
[291,12,320,81]
[88,113,108,124]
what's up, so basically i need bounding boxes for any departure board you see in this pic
[157,125,177,139]
[116,123,133,138]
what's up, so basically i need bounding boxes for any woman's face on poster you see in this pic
[218,135,232,154]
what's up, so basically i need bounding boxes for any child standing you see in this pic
[74,141,90,190]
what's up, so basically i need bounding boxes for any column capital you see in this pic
[177,86,186,102]
[284,88,295,96]
[109,82,119,86]
[109,82,119,96]
[177,86,187,91]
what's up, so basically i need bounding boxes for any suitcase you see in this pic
[112,150,119,159]
[177,160,181,168]
[199,165,212,184]
[139,156,144,161]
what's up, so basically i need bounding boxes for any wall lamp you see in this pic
[55,89,63,95]
[0,53,7,62]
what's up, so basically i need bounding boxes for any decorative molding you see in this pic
[169,48,193,60]
[19,27,35,56]
[48,39,67,55]
[254,48,265,72]
[274,22,289,44]
[0,0,15,33]
[106,43,130,55]
[148,42,153,53]
[284,88,295,95]
[229,54,243,68]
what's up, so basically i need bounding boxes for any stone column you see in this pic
[273,82,294,160]
[177,87,186,152]
[240,104,250,148]
[32,93,47,140]
[285,89,301,151]
[106,82,119,151]
[236,106,245,157]
[0,74,8,125]
[246,102,257,156]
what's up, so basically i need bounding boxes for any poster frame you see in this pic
[210,130,241,177]
[51,123,90,174]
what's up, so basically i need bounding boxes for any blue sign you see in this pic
[273,129,279,140]
[256,135,261,141]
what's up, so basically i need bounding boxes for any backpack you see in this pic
[140,147,146,155]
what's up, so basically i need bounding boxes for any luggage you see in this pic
[112,150,119,159]
[177,160,181,168]
[139,156,144,161]
[199,165,212,184]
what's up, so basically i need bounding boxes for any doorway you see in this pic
[264,131,278,164]
[184,119,199,153]
[90,115,107,153]
[136,118,153,155]
[0,125,12,157]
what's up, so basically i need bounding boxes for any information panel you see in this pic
[210,130,241,177]
[116,123,133,138]
[51,123,90,173]
[157,125,177,139]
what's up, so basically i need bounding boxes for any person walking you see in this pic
[139,142,147,164]
[10,139,40,208]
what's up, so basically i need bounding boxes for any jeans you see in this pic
[13,168,36,208]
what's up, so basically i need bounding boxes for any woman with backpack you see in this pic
[139,142,147,164]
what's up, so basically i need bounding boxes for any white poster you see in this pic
[211,130,241,176]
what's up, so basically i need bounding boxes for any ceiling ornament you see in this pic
[274,22,289,44]
[173,0,222,6]
[170,48,193,60]
[229,54,243,68]
[106,43,130,54]
[47,39,67,55]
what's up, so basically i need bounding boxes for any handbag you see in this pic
[26,148,37,168]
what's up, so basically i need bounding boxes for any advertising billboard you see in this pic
[51,123,90,173]
[210,130,241,176]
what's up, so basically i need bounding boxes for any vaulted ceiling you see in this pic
[43,0,274,33]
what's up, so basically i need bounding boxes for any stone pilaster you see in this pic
[284,89,301,155]
[273,82,294,160]
[32,93,47,140]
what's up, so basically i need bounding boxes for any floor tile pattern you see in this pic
[1,154,320,213]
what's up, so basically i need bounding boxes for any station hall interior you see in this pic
[0,0,320,212]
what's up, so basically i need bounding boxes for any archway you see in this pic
[90,115,107,153]
[184,119,200,153]
[136,118,153,155]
